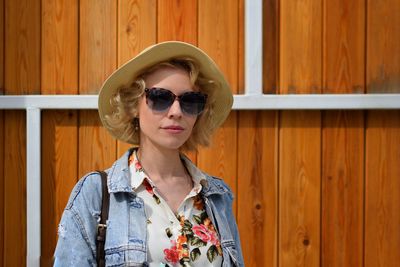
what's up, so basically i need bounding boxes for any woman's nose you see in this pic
[167,99,183,118]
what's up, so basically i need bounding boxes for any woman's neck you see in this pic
[137,144,187,181]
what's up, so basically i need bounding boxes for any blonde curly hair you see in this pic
[104,57,218,151]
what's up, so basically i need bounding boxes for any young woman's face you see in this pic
[138,66,198,151]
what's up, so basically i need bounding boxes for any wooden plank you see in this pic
[4,0,40,265]
[365,111,400,267]
[366,1,400,266]
[197,0,239,209]
[157,0,197,44]
[238,111,278,267]
[366,0,400,93]
[79,0,117,177]
[117,0,156,157]
[279,111,321,267]
[321,1,365,266]
[158,0,198,162]
[280,0,321,94]
[279,1,322,266]
[263,0,279,94]
[0,0,4,262]
[322,111,364,266]
[41,1,78,265]
[4,112,26,267]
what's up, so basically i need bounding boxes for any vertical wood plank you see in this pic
[157,0,197,44]
[366,0,400,93]
[322,111,364,267]
[279,0,322,266]
[0,0,4,263]
[366,1,400,266]
[41,0,79,265]
[365,111,400,267]
[321,1,365,266]
[197,0,239,210]
[238,111,278,267]
[263,0,279,94]
[4,0,40,265]
[117,0,156,157]
[79,0,117,177]
[158,0,198,162]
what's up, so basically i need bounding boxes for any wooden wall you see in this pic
[0,0,399,266]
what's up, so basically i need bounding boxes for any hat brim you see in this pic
[98,41,233,144]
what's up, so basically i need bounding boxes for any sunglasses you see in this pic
[144,87,208,116]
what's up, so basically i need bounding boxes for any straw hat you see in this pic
[98,41,233,144]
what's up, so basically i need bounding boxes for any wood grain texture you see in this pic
[4,112,26,267]
[4,0,40,265]
[263,0,279,94]
[322,111,364,267]
[4,0,40,95]
[238,111,278,267]
[366,0,400,93]
[41,1,79,264]
[323,0,365,93]
[197,0,239,208]
[365,111,400,267]
[117,0,156,157]
[280,0,322,94]
[157,0,197,44]
[279,111,321,267]
[41,111,78,266]
[79,0,117,176]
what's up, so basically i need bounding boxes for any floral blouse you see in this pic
[129,150,223,267]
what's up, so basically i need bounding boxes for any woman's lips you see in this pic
[161,125,184,134]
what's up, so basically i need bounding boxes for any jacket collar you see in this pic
[106,148,229,196]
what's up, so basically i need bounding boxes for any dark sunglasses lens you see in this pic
[146,89,174,111]
[180,92,207,115]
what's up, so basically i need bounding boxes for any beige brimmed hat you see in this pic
[98,41,233,144]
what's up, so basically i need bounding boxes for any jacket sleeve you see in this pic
[54,174,102,266]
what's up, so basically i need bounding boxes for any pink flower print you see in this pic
[192,224,212,243]
[164,246,179,264]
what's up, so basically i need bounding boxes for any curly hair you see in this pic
[104,57,219,151]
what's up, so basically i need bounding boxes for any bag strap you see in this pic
[96,170,109,267]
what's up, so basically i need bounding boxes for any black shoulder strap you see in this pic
[96,170,109,267]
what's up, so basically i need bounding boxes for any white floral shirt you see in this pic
[129,150,223,267]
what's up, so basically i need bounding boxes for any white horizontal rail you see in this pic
[0,94,400,110]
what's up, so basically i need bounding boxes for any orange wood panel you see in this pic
[365,111,400,267]
[3,112,26,267]
[279,1,322,266]
[4,0,40,265]
[0,0,3,263]
[279,111,321,267]
[321,1,365,266]
[322,111,364,266]
[41,1,79,264]
[280,0,322,94]
[238,111,278,267]
[366,1,400,266]
[79,0,117,177]
[263,0,279,94]
[158,0,198,162]
[197,0,239,209]
[323,0,365,94]
[157,0,197,44]
[117,0,156,156]
[366,0,400,93]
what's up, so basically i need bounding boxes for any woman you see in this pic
[54,41,244,266]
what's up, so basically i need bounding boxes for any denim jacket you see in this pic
[54,150,244,267]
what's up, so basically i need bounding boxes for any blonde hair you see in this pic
[104,57,218,151]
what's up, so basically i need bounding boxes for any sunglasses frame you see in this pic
[144,87,208,116]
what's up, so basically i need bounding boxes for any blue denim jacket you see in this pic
[54,150,244,266]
